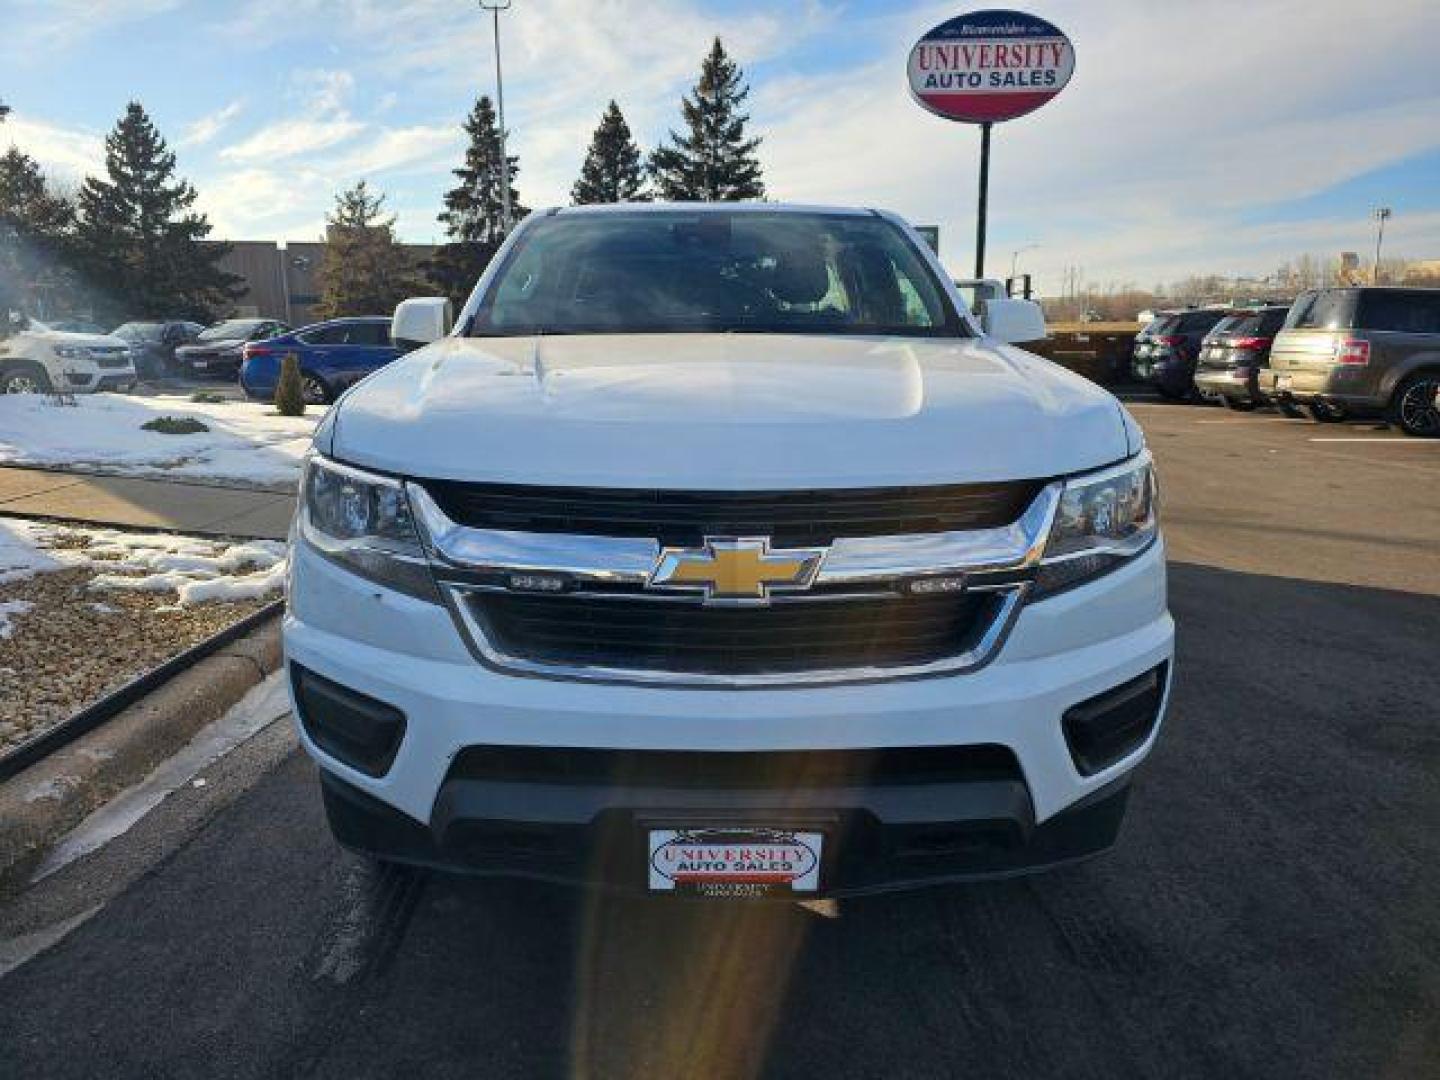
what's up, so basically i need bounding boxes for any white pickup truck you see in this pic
[284,204,1172,899]
[0,318,137,395]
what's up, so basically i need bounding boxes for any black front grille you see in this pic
[424,480,1042,547]
[468,591,1001,675]
[447,743,1023,788]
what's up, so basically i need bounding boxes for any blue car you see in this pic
[239,317,399,404]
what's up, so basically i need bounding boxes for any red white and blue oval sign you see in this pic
[908,9,1075,124]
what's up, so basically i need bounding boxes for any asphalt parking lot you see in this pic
[1,399,1437,1079]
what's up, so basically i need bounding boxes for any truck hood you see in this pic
[327,334,1131,488]
[24,330,127,349]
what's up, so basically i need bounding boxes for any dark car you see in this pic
[111,320,205,379]
[175,318,290,379]
[1131,308,1229,399]
[1259,287,1440,435]
[1191,305,1291,410]
[239,317,399,404]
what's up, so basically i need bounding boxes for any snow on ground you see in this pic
[0,520,287,622]
[0,518,70,584]
[0,393,316,486]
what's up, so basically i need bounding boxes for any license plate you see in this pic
[648,828,822,898]
[192,360,208,369]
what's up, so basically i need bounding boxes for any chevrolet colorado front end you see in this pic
[284,204,1173,899]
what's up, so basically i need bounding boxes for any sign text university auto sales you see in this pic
[908,10,1075,124]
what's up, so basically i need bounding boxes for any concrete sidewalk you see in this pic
[0,466,294,540]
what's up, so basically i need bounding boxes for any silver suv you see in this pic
[1261,287,1440,436]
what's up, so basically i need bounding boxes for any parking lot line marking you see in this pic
[1307,437,1434,444]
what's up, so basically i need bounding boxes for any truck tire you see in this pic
[1,362,52,394]
[1389,372,1440,438]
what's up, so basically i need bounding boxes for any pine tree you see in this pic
[572,101,647,205]
[0,149,76,325]
[315,181,421,319]
[648,38,765,202]
[427,95,528,307]
[75,102,241,321]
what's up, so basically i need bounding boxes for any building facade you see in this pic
[207,240,436,327]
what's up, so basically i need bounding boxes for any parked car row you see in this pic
[1132,286,1440,437]
[1,311,405,403]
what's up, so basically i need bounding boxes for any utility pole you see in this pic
[479,0,514,235]
[1010,243,1039,279]
[1372,207,1391,284]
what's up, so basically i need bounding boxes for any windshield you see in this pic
[198,319,264,341]
[113,322,163,342]
[471,211,963,338]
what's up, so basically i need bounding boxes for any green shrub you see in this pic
[274,352,306,417]
[141,416,209,435]
[189,391,224,403]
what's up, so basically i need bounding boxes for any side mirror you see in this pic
[392,297,453,350]
[981,298,1047,344]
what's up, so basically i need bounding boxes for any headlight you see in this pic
[1034,451,1158,597]
[53,345,90,360]
[299,455,439,602]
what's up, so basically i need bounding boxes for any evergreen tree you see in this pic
[0,148,78,318]
[74,102,241,321]
[572,101,647,204]
[648,38,765,202]
[427,95,528,307]
[315,181,421,319]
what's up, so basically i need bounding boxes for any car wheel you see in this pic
[1389,372,1440,438]
[1,363,52,395]
[301,375,333,406]
[1220,396,1256,411]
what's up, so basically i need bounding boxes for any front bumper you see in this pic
[284,537,1174,893]
[61,367,137,393]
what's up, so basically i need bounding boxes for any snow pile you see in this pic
[0,520,287,610]
[0,599,34,638]
[0,519,69,584]
[0,393,316,486]
[84,532,287,606]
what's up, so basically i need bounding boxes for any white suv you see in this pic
[0,318,137,394]
[285,204,1173,899]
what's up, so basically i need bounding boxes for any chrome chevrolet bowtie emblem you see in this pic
[648,537,826,603]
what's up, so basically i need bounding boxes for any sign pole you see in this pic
[975,121,992,279]
[907,10,1074,282]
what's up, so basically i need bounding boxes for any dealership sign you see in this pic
[908,9,1075,124]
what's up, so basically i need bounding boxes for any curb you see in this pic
[0,615,284,892]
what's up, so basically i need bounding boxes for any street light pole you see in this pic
[1372,207,1391,285]
[1010,243,1039,279]
[479,0,514,236]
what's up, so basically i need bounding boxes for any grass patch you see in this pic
[141,416,210,435]
[188,391,225,404]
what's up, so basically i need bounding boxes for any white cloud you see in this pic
[219,118,366,164]
[179,101,245,148]
[0,0,182,56]
[0,116,104,181]
[327,125,458,178]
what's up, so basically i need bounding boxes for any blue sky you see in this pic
[3,0,1439,294]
